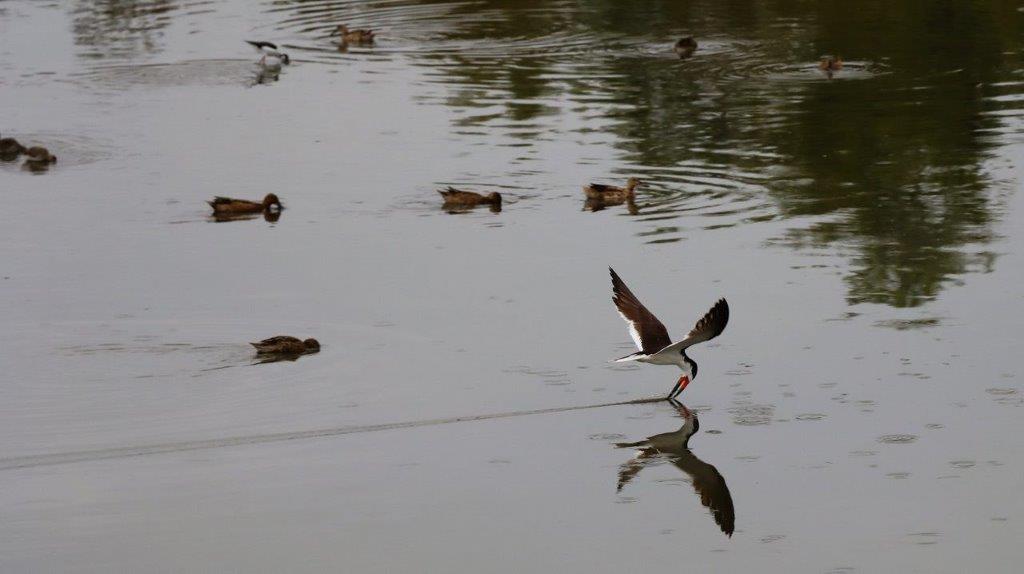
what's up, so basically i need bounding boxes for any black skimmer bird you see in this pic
[246,40,290,69]
[615,401,735,537]
[609,267,729,398]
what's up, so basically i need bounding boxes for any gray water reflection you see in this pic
[72,0,186,60]
[615,401,735,537]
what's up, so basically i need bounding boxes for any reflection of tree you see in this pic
[765,0,1014,307]
[407,0,1015,308]
[270,0,1017,307]
[72,0,179,59]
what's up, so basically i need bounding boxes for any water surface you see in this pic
[2,1,1023,571]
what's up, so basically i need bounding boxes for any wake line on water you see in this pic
[0,396,665,471]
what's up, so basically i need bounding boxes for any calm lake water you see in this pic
[2,0,1023,571]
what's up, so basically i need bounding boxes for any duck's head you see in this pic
[303,338,320,352]
[819,56,842,71]
[487,192,503,206]
[675,37,697,49]
[626,177,642,191]
[329,24,349,37]
[280,53,291,65]
[262,193,283,210]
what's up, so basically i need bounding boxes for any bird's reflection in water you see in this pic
[250,66,280,87]
[211,210,281,223]
[584,197,639,215]
[615,400,735,537]
[444,204,502,215]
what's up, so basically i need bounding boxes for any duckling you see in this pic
[437,187,502,210]
[251,336,320,356]
[329,24,376,44]
[0,137,26,160]
[819,56,843,72]
[583,177,641,202]
[674,37,697,58]
[23,146,57,164]
[208,193,282,215]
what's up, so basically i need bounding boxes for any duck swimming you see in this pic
[437,187,502,210]
[583,177,641,202]
[819,56,843,76]
[329,25,376,45]
[674,37,697,58]
[0,136,26,160]
[208,193,282,215]
[23,146,56,164]
[251,336,320,356]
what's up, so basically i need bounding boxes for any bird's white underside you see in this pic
[613,309,688,370]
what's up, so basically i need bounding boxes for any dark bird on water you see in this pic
[251,336,320,356]
[674,36,697,58]
[437,187,502,210]
[208,193,283,215]
[330,24,376,45]
[583,177,641,202]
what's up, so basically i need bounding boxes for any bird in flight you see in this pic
[609,267,729,398]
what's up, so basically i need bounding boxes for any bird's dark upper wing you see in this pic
[246,40,278,50]
[658,298,729,355]
[610,268,671,354]
[683,298,729,346]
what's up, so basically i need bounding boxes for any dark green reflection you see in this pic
[275,0,1021,306]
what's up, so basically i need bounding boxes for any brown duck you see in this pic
[438,187,502,210]
[819,56,843,72]
[0,137,26,160]
[330,24,376,44]
[208,193,282,215]
[23,146,57,164]
[251,336,320,356]
[674,37,697,58]
[583,177,641,202]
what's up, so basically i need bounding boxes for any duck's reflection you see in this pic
[211,210,281,223]
[615,400,734,537]
[583,197,639,215]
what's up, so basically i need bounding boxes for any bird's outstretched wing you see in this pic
[246,40,278,51]
[610,268,671,354]
[656,298,729,355]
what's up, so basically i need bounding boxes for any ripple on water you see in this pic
[878,434,918,445]
[76,60,275,89]
[795,413,826,421]
[728,403,775,426]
